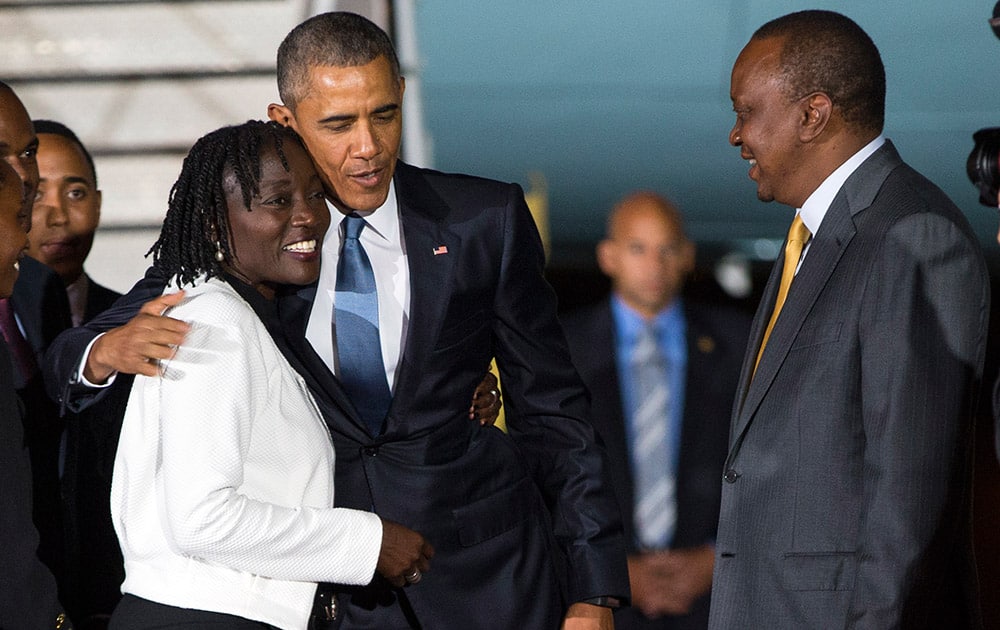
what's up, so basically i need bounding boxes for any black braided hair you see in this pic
[148,120,303,287]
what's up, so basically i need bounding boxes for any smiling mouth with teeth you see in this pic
[283,239,317,253]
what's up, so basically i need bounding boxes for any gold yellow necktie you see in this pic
[753,214,811,374]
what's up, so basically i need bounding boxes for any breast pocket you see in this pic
[452,475,533,547]
[790,322,842,351]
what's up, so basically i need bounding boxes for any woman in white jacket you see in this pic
[108,121,434,629]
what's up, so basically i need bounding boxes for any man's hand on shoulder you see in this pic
[561,602,613,630]
[84,291,190,382]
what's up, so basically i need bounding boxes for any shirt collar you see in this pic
[328,180,400,244]
[611,294,684,345]
[798,135,885,236]
[65,272,89,327]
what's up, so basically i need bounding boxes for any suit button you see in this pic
[364,446,378,457]
[723,469,740,483]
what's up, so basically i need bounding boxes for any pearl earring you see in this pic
[214,241,224,262]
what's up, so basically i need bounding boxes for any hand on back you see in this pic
[84,291,190,382]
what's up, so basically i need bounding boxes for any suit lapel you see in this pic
[275,284,369,439]
[591,302,633,523]
[732,205,855,441]
[590,302,621,406]
[729,141,902,449]
[731,254,782,426]
[387,164,461,429]
[684,306,720,440]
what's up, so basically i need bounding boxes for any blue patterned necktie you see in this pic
[630,324,676,549]
[334,214,391,436]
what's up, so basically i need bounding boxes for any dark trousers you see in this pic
[109,594,275,629]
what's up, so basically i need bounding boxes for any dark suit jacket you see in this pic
[275,162,628,628]
[82,275,121,325]
[11,255,72,599]
[60,275,125,626]
[44,270,160,625]
[45,163,630,629]
[13,256,71,364]
[44,266,164,413]
[0,339,64,628]
[708,141,990,629]
[561,298,749,630]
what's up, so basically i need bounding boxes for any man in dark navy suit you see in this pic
[561,192,749,630]
[28,119,120,326]
[46,12,628,630]
[24,118,124,629]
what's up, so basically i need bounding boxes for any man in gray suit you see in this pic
[709,10,989,629]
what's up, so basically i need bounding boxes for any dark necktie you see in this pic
[630,324,676,549]
[0,297,37,389]
[334,214,391,436]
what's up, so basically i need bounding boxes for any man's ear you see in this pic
[268,103,294,127]
[596,239,617,278]
[679,239,696,277]
[800,92,832,143]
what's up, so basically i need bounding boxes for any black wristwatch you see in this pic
[580,596,622,609]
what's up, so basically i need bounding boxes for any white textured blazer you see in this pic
[112,277,383,629]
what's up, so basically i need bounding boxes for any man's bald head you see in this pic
[598,191,695,319]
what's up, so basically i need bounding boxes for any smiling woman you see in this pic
[212,124,328,299]
[107,120,400,630]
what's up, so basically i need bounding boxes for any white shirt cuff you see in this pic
[74,332,117,388]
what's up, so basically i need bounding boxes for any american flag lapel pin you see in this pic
[433,245,448,255]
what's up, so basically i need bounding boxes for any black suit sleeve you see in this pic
[491,185,630,604]
[43,267,167,414]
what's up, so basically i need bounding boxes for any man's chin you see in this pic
[333,190,392,214]
[756,189,776,203]
[0,272,15,298]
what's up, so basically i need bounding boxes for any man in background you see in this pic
[27,119,123,629]
[29,119,120,325]
[561,191,749,630]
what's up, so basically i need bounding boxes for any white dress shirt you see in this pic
[306,183,409,391]
[795,135,886,268]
